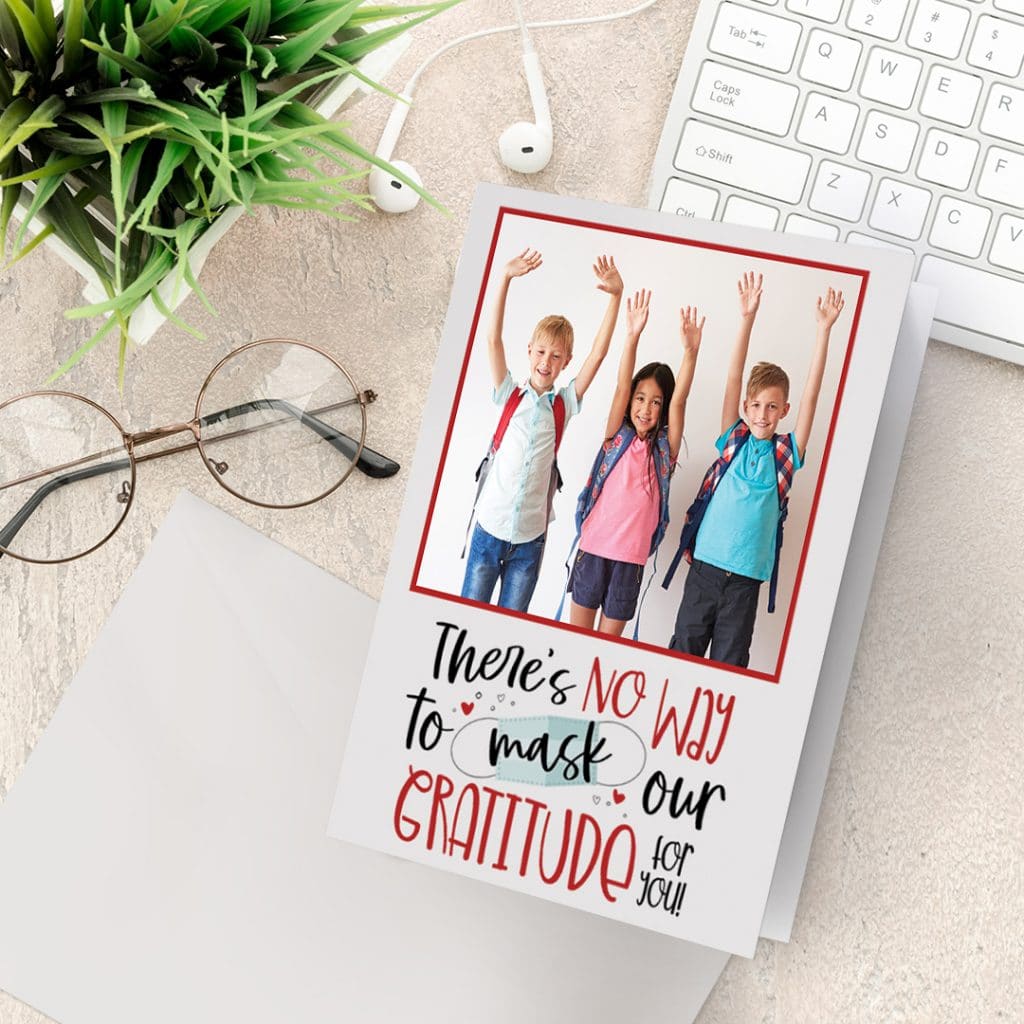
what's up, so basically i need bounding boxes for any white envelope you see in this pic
[0,284,933,1023]
[0,491,728,1024]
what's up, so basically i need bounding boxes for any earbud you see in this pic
[368,96,424,214]
[498,48,553,174]
[369,2,657,211]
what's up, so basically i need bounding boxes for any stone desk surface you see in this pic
[2,2,1021,1022]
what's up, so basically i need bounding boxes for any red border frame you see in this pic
[409,206,870,685]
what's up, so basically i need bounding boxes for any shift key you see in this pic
[674,120,811,203]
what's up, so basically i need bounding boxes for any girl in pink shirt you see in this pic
[566,290,704,637]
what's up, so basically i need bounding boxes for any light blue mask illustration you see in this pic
[450,715,646,788]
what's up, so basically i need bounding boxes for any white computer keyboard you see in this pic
[648,0,1024,364]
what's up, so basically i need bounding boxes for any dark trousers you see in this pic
[669,559,762,669]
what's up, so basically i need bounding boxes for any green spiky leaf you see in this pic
[1,0,456,379]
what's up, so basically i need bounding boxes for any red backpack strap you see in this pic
[552,394,566,454]
[773,432,796,505]
[490,388,525,453]
[699,420,749,498]
[723,419,750,458]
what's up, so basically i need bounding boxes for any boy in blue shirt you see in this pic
[668,272,845,668]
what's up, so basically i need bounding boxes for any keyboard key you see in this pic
[799,29,863,89]
[916,128,979,189]
[856,110,920,171]
[980,83,1024,145]
[967,15,1024,76]
[691,61,800,136]
[907,0,971,58]
[859,47,922,108]
[709,3,803,74]
[929,196,991,257]
[723,195,781,228]
[749,0,781,5]
[919,255,1024,335]
[796,92,861,152]
[786,0,843,22]
[808,160,872,219]
[993,0,1024,13]
[990,214,1024,272]
[846,0,911,40]
[673,121,812,202]
[847,231,914,252]
[785,213,841,238]
[661,178,720,219]
[977,146,1024,206]
[918,65,982,127]
[868,177,932,238]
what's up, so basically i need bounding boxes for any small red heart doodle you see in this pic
[612,789,626,805]
[460,702,475,716]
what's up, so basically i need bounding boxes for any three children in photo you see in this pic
[462,248,845,669]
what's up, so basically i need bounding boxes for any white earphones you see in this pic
[368,0,660,213]
[497,46,553,175]
[367,96,422,214]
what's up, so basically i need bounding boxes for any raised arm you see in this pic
[721,271,763,434]
[573,255,624,402]
[603,289,651,439]
[669,305,705,461]
[488,248,542,389]
[794,286,844,460]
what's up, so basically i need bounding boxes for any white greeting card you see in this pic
[329,185,915,956]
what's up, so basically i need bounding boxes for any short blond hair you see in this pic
[746,361,790,401]
[531,315,574,360]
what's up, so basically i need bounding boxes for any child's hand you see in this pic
[737,271,763,319]
[593,255,623,296]
[504,248,542,279]
[816,286,845,328]
[680,305,706,354]
[625,289,651,337]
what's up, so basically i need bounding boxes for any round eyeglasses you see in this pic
[0,338,400,564]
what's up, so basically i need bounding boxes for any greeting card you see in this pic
[330,185,915,955]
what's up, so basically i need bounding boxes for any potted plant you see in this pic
[0,0,450,381]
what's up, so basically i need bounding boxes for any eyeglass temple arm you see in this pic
[0,456,132,557]
[199,397,400,479]
[0,397,399,559]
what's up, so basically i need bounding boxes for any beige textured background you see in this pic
[2,2,1022,1021]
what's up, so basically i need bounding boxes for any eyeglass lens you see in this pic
[197,341,365,508]
[0,393,133,563]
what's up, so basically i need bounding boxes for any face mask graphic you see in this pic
[452,716,646,787]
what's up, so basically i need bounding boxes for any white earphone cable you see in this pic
[405,0,661,95]
[511,0,533,53]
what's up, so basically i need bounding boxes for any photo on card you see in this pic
[330,186,915,956]
[410,208,864,681]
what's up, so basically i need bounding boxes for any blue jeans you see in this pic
[461,524,545,612]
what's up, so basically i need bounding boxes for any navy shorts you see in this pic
[668,559,762,668]
[568,550,644,622]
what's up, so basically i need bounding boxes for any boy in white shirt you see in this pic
[462,247,623,612]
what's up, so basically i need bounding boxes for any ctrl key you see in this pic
[661,178,720,220]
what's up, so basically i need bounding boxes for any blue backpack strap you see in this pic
[766,433,796,612]
[647,430,674,556]
[553,532,581,622]
[631,547,660,641]
[556,438,618,622]
[662,422,750,590]
[767,499,788,613]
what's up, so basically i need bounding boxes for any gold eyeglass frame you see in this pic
[0,338,398,565]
